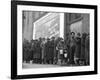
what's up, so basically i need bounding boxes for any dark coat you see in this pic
[45,40,55,60]
[81,34,86,59]
[41,41,46,59]
[54,40,59,59]
[23,42,32,61]
[23,42,28,61]
[33,41,41,59]
[27,43,32,61]
[85,36,90,63]
[75,37,81,58]
[57,41,65,59]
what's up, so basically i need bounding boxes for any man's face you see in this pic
[52,37,55,41]
[77,34,80,37]
[71,33,75,38]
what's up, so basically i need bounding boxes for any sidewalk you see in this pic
[22,63,60,69]
[22,62,82,69]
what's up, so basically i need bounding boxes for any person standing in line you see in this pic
[31,40,35,63]
[69,32,76,65]
[41,38,46,64]
[38,38,42,64]
[75,33,81,65]
[45,37,55,64]
[85,33,90,65]
[54,37,60,64]
[64,33,70,64]
[56,38,65,65]
[80,33,87,65]
[50,37,55,64]
[33,40,37,63]
[36,39,42,64]
[45,38,51,64]
[29,40,34,63]
[34,40,39,63]
[23,39,28,63]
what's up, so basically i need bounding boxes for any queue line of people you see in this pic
[23,32,90,66]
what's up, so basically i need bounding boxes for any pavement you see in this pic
[22,63,60,69]
[22,62,82,69]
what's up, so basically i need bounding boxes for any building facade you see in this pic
[22,11,89,42]
[64,13,89,39]
[22,11,47,42]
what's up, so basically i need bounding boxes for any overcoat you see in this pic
[75,37,81,58]
[81,33,87,60]
[45,40,55,60]
[85,36,90,64]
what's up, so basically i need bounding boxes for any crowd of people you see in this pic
[23,32,90,66]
